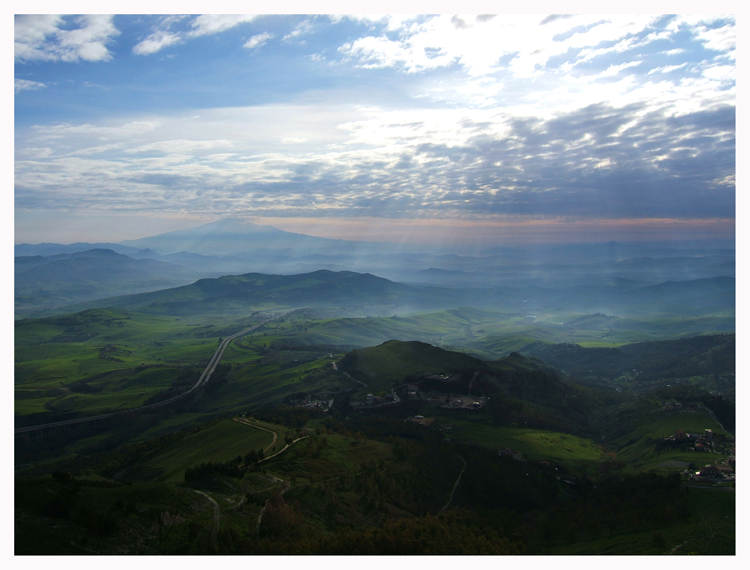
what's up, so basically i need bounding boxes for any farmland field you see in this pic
[127,419,277,483]
[443,419,607,469]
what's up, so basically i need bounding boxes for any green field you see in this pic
[128,419,277,483]
[14,309,271,420]
[444,419,607,469]
[609,408,731,471]
[266,431,394,485]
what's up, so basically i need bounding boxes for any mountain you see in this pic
[337,339,602,435]
[14,242,142,257]
[119,218,392,257]
[526,333,736,400]
[14,249,202,316]
[62,269,470,316]
[15,219,734,320]
[56,265,737,320]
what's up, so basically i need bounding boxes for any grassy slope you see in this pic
[61,270,458,316]
[14,309,259,420]
[443,419,607,472]
[338,340,485,391]
[606,406,731,472]
[127,419,276,483]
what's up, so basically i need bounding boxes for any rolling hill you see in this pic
[61,270,473,316]
[14,249,202,317]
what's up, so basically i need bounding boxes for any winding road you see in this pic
[233,418,278,453]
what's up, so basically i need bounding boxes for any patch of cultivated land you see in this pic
[610,410,730,472]
[129,419,277,483]
[444,419,607,467]
[14,309,270,420]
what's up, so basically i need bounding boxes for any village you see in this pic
[656,424,736,484]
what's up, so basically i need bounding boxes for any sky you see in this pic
[13,5,738,246]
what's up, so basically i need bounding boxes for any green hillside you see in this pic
[62,270,465,316]
[337,340,485,390]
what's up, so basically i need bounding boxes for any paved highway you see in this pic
[14,316,282,435]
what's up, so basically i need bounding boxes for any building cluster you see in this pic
[287,393,333,411]
[422,392,486,410]
[662,400,701,412]
[406,415,435,426]
[687,460,735,482]
[661,428,717,452]
[350,392,398,408]
[498,447,524,461]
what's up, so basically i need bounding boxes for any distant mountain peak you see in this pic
[70,248,122,257]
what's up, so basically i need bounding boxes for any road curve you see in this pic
[191,489,220,544]
[233,418,278,453]
[15,316,282,434]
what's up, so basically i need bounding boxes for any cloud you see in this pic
[13,15,735,227]
[338,14,669,78]
[450,16,470,30]
[597,61,642,78]
[648,63,688,75]
[244,32,274,50]
[540,14,573,26]
[132,31,181,55]
[15,78,46,93]
[134,14,259,55]
[696,24,735,53]
[15,15,119,63]
[282,20,314,42]
[123,139,234,155]
[189,15,258,36]
[15,97,734,222]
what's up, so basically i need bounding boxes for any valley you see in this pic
[14,222,735,555]
[15,12,736,557]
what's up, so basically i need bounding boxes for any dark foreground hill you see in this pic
[338,339,603,437]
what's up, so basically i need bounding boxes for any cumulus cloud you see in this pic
[15,78,46,93]
[244,32,274,50]
[14,95,735,221]
[14,14,735,226]
[15,15,119,62]
[190,14,258,36]
[696,24,735,53]
[132,31,182,55]
[540,14,573,26]
[133,14,259,55]
[282,20,314,42]
[648,63,688,75]
[598,61,642,78]
[338,15,666,78]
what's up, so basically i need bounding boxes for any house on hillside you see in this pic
[498,447,524,461]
